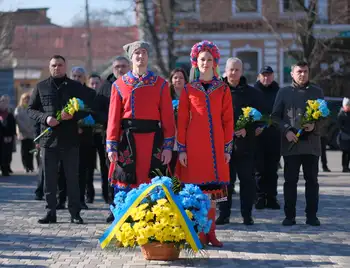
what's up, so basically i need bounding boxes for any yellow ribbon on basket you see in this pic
[99,183,202,252]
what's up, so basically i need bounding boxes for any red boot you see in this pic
[199,232,208,245]
[207,208,223,247]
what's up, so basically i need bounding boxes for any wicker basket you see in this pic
[141,242,180,260]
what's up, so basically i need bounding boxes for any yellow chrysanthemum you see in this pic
[185,209,193,219]
[157,198,168,205]
[73,98,79,112]
[242,107,252,118]
[312,111,321,120]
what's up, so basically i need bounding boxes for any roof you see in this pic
[12,25,139,61]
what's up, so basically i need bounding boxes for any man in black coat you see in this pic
[28,55,90,224]
[254,66,281,210]
[272,61,324,226]
[95,55,130,223]
[71,66,97,209]
[216,57,262,226]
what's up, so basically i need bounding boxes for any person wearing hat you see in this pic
[253,66,281,210]
[176,40,234,247]
[215,57,262,227]
[106,41,175,192]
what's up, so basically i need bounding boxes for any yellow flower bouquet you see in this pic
[34,97,86,142]
[99,176,211,260]
[289,99,330,150]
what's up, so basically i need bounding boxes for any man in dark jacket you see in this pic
[95,55,130,223]
[254,66,281,210]
[216,57,262,226]
[71,66,97,209]
[28,55,91,224]
[272,61,324,226]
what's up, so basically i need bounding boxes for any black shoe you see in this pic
[306,217,321,226]
[106,212,115,223]
[243,216,254,225]
[35,195,43,201]
[2,171,10,176]
[323,166,331,172]
[86,197,94,204]
[215,216,230,225]
[266,197,281,210]
[342,167,350,173]
[255,197,266,210]
[282,217,296,226]
[56,203,65,210]
[9,168,13,174]
[71,215,84,224]
[80,203,89,210]
[38,214,57,224]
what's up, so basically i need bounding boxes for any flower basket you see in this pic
[141,242,180,261]
[99,176,211,260]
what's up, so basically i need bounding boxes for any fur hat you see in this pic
[123,41,151,59]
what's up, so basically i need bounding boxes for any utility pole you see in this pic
[85,0,93,74]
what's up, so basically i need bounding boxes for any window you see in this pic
[235,0,258,12]
[282,50,303,84]
[232,0,261,15]
[174,0,197,13]
[236,51,259,84]
[281,0,307,12]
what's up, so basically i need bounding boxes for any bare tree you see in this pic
[136,0,178,77]
[0,10,14,68]
[261,0,350,95]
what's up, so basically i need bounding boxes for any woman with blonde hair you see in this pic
[14,92,36,172]
[176,40,234,247]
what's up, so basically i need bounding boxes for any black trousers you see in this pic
[57,162,67,204]
[219,151,256,218]
[21,138,35,170]
[79,143,95,203]
[283,154,319,219]
[35,155,44,198]
[42,147,80,217]
[1,140,13,174]
[320,137,328,167]
[342,151,350,169]
[169,151,178,175]
[255,141,280,199]
[90,134,111,203]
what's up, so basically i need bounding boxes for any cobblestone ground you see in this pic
[0,150,350,268]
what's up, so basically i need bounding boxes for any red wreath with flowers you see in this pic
[190,40,220,68]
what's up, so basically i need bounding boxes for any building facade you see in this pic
[144,0,350,93]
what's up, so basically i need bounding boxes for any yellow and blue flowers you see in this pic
[236,106,262,131]
[289,99,330,150]
[34,97,86,142]
[100,176,210,251]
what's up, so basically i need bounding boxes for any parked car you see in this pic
[324,97,342,150]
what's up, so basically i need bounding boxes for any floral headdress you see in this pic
[189,40,221,81]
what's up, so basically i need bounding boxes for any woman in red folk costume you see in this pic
[106,41,175,191]
[176,40,234,247]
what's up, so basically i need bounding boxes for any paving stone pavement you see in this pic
[1,149,350,268]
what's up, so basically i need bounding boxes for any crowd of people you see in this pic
[2,38,349,248]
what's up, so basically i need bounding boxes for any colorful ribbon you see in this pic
[99,182,202,252]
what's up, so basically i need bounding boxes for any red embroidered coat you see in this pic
[106,71,175,188]
[176,78,234,186]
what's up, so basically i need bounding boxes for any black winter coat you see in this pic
[28,76,92,148]
[223,76,262,155]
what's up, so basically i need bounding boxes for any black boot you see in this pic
[282,217,296,226]
[306,217,321,226]
[80,202,89,210]
[243,216,254,225]
[56,203,66,210]
[266,197,281,209]
[38,213,57,224]
[215,215,230,225]
[71,214,84,224]
[322,166,331,172]
[255,197,266,210]
[106,212,115,223]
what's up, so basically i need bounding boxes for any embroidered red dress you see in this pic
[176,77,234,193]
[106,71,175,189]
